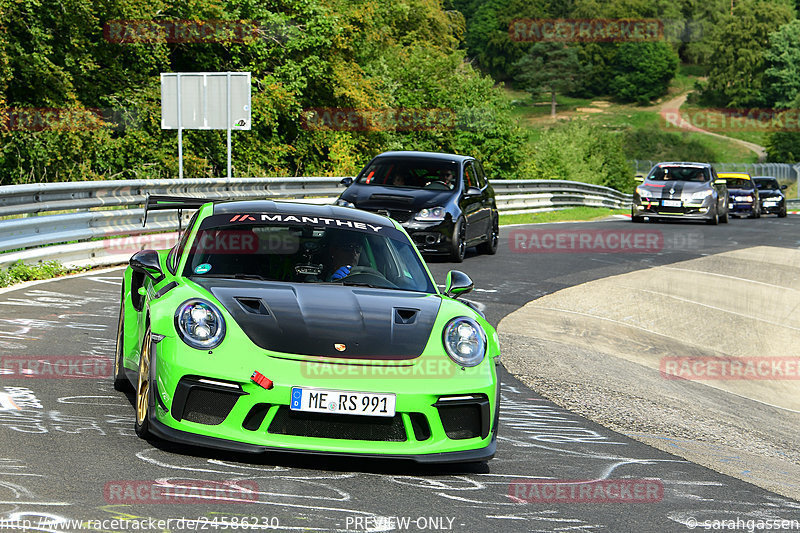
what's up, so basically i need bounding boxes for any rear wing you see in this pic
[143,195,213,229]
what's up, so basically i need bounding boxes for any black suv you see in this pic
[336,151,499,262]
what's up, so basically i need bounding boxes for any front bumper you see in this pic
[148,336,499,462]
[401,219,455,255]
[760,198,784,214]
[632,198,714,220]
[728,199,756,215]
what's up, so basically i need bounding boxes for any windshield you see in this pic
[357,157,459,191]
[754,178,780,190]
[723,178,753,189]
[182,216,436,293]
[649,166,710,182]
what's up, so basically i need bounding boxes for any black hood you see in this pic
[727,187,756,195]
[341,185,453,212]
[193,279,441,360]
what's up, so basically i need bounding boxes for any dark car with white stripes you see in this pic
[632,162,729,225]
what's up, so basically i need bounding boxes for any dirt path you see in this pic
[659,94,767,161]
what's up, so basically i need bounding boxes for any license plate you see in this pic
[764,201,777,206]
[290,387,396,417]
[662,199,682,207]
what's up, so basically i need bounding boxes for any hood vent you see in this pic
[394,308,419,325]
[235,297,270,316]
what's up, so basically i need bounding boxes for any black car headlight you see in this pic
[175,299,226,349]
[443,317,486,367]
[414,206,446,222]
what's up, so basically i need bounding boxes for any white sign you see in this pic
[161,72,251,130]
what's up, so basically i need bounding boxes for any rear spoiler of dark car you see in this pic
[143,195,214,229]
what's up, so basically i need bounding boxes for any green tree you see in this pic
[609,41,678,104]
[701,0,793,107]
[514,42,585,117]
[763,20,800,109]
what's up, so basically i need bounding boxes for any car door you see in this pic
[474,159,493,235]
[461,161,485,242]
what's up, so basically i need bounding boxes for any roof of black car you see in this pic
[212,201,393,226]
[654,161,713,167]
[373,151,471,162]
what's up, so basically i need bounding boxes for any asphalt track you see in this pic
[0,214,799,532]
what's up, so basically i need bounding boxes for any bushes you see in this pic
[622,124,718,163]
[527,121,634,192]
[0,260,70,288]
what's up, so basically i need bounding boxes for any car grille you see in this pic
[366,209,413,223]
[182,388,240,425]
[267,407,407,441]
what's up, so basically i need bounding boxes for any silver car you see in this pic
[632,162,729,225]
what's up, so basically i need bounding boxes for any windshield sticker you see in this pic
[194,263,212,274]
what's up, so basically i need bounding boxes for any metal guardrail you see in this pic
[0,177,632,268]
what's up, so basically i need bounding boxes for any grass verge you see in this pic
[0,260,90,289]
[500,207,627,225]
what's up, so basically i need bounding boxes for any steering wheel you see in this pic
[341,266,398,288]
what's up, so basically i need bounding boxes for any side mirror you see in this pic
[444,270,473,299]
[634,175,644,183]
[465,186,482,197]
[340,177,354,187]
[130,250,163,280]
[781,185,788,190]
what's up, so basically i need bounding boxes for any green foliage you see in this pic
[527,120,634,192]
[0,260,69,288]
[622,124,718,162]
[764,130,800,162]
[609,42,678,104]
[763,20,800,109]
[0,0,526,184]
[701,0,794,107]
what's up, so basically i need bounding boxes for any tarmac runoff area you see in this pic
[499,246,800,500]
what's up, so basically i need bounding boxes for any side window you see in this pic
[474,160,487,188]
[168,211,200,274]
[464,162,477,189]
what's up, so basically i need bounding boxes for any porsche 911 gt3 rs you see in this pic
[113,196,500,463]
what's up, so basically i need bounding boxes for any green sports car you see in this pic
[113,196,500,462]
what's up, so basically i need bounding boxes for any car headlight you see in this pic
[175,299,226,350]
[689,189,713,200]
[414,206,446,222]
[734,195,753,202]
[335,199,355,208]
[635,186,656,198]
[443,317,486,367]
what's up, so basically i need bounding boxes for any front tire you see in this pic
[779,206,787,218]
[706,206,719,225]
[449,217,466,263]
[135,327,153,439]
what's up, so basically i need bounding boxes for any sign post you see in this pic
[161,72,251,179]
